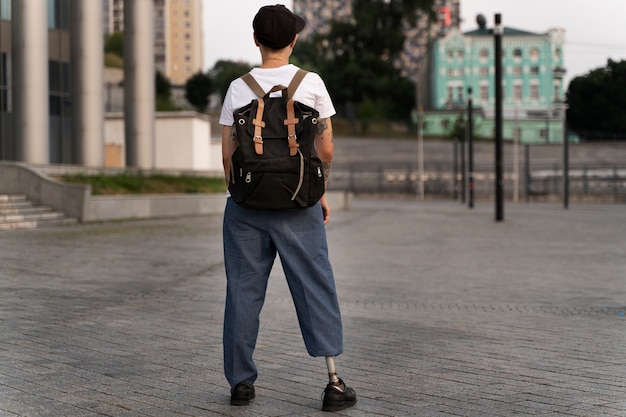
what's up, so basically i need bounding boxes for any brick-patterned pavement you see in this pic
[1,199,625,416]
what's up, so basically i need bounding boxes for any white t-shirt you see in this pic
[219,64,336,126]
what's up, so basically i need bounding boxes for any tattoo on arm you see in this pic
[322,162,331,180]
[316,117,329,137]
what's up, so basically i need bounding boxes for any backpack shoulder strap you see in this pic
[287,69,308,99]
[241,69,309,99]
[240,73,266,98]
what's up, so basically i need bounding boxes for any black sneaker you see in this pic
[230,381,255,406]
[322,378,357,412]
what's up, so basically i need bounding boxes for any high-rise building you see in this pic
[103,0,124,34]
[103,0,203,86]
[294,0,355,40]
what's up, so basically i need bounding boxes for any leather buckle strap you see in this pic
[252,98,265,155]
[284,99,299,156]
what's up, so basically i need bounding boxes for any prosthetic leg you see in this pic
[322,356,357,411]
[325,356,340,384]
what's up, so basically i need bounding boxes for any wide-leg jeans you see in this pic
[222,198,343,388]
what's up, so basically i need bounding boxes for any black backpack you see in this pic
[228,69,325,210]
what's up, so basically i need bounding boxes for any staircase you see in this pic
[0,194,77,231]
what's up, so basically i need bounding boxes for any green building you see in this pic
[424,16,572,144]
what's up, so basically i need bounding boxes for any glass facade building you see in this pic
[0,0,74,163]
[1,1,155,168]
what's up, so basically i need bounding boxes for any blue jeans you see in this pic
[222,198,343,387]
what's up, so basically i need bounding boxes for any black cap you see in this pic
[253,4,305,50]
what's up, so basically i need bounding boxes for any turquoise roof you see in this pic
[463,26,540,36]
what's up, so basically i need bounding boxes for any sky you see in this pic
[203,0,626,87]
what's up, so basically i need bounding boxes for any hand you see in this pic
[320,194,331,225]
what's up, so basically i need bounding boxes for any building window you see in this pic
[479,48,489,62]
[447,86,453,103]
[513,66,522,76]
[47,0,70,30]
[0,53,10,112]
[554,82,561,101]
[48,61,71,94]
[530,48,539,61]
[530,66,540,76]
[0,53,7,87]
[48,60,72,164]
[480,67,488,77]
[513,48,522,60]
[0,0,10,19]
[530,84,539,101]
[453,68,462,77]
[480,85,488,102]
[514,84,522,102]
[456,86,464,103]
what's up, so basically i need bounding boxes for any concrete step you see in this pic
[0,194,77,231]
[0,194,27,202]
[0,206,52,216]
[0,217,78,232]
[0,195,33,211]
[0,200,34,210]
[0,210,65,223]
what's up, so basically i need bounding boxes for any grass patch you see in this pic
[56,173,226,195]
[104,52,124,69]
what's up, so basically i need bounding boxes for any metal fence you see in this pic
[329,162,626,202]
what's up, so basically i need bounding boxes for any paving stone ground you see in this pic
[1,198,625,417]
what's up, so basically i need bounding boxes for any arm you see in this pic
[314,117,334,224]
[221,125,236,185]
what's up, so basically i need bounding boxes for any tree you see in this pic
[210,60,253,103]
[104,31,124,58]
[567,59,626,140]
[155,71,171,100]
[293,0,435,125]
[155,71,179,111]
[185,71,213,112]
